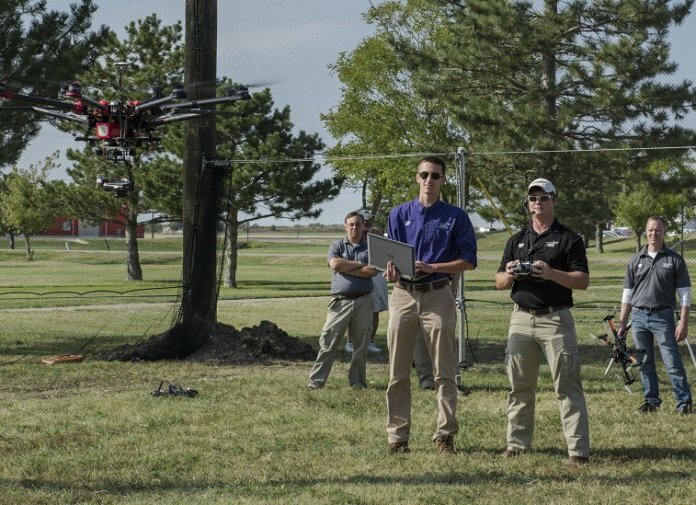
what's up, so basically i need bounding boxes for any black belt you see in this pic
[635,306,671,312]
[396,278,450,293]
[515,305,567,316]
[332,292,370,300]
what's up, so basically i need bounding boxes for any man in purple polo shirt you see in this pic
[384,156,477,455]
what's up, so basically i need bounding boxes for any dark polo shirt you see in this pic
[624,245,691,309]
[497,218,589,309]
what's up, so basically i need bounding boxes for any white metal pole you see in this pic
[456,147,467,370]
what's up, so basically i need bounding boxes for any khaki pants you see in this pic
[414,326,434,388]
[504,308,590,457]
[386,285,458,443]
[308,295,372,388]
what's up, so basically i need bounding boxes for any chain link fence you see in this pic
[2,226,695,367]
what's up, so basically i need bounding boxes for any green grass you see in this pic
[1,232,696,503]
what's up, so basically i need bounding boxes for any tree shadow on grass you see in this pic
[6,453,694,498]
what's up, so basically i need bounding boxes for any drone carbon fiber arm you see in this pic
[30,106,91,126]
[1,86,75,111]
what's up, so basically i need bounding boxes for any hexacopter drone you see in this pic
[1,63,250,195]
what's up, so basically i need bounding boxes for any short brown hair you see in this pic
[344,211,364,223]
[646,215,667,228]
[418,156,446,176]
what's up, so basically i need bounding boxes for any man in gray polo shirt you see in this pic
[308,211,378,390]
[618,216,692,415]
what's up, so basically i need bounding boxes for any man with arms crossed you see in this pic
[495,177,590,466]
[618,216,692,415]
[384,156,477,455]
[307,211,377,390]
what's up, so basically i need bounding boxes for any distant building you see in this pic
[37,216,144,238]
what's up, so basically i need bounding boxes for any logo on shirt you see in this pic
[405,220,412,226]
[545,241,559,248]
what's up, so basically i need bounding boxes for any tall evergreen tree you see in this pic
[0,0,108,167]
[160,82,341,288]
[64,15,185,281]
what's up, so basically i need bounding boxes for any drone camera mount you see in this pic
[96,176,134,198]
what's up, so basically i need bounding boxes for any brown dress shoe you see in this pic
[567,456,589,466]
[434,435,456,454]
[388,441,410,454]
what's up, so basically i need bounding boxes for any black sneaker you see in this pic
[676,403,693,415]
[638,401,660,413]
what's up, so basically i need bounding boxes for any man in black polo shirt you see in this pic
[495,177,590,466]
[307,211,377,390]
[618,216,692,415]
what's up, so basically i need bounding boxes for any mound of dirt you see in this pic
[185,320,316,364]
[102,320,316,364]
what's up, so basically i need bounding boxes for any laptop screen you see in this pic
[367,233,417,279]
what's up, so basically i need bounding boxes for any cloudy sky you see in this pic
[18,1,696,224]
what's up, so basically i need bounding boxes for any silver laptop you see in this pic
[367,233,425,281]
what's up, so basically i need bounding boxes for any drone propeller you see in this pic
[187,77,276,89]
[161,88,250,111]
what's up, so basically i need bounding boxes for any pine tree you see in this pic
[0,0,108,167]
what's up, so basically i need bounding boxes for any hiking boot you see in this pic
[434,435,456,455]
[676,402,692,415]
[501,449,520,458]
[638,401,660,413]
[566,456,589,466]
[388,441,410,454]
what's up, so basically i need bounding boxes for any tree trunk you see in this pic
[7,232,16,249]
[595,222,604,253]
[125,201,143,281]
[23,235,33,261]
[223,209,239,288]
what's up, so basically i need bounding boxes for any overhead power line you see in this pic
[224,144,696,164]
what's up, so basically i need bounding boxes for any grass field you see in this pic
[1,231,696,503]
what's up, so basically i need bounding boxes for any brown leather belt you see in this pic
[396,278,450,293]
[515,304,567,316]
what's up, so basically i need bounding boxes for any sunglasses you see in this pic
[418,171,443,180]
[527,194,553,202]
